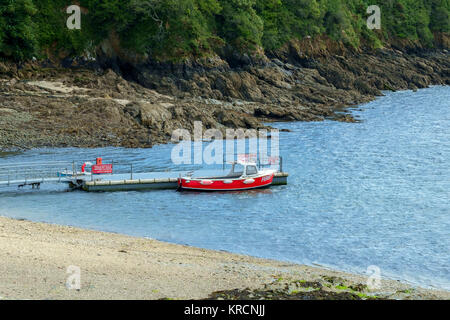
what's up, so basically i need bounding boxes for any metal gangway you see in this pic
[0,161,77,189]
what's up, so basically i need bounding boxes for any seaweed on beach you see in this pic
[206,279,382,300]
[157,277,392,300]
[206,287,379,300]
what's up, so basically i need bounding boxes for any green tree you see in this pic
[83,0,222,59]
[429,0,450,32]
[0,0,37,61]
[255,0,291,50]
[34,0,94,57]
[0,0,448,62]
[218,0,264,52]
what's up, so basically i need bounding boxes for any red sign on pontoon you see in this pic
[91,164,113,174]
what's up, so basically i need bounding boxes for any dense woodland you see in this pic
[0,0,449,62]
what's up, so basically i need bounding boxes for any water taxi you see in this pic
[177,161,275,191]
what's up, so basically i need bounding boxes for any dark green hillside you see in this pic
[0,0,449,61]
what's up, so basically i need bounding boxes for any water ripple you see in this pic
[0,86,449,290]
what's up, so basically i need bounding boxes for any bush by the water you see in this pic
[0,0,449,61]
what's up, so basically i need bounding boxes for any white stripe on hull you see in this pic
[179,182,273,191]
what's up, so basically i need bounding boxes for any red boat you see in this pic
[177,161,275,191]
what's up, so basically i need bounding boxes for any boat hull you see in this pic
[177,173,275,191]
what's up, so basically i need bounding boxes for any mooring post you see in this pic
[73,161,78,180]
[130,164,133,180]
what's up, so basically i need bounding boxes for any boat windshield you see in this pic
[227,163,244,178]
[246,165,258,175]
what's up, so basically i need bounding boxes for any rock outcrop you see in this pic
[0,36,449,150]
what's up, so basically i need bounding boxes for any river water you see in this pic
[0,86,449,290]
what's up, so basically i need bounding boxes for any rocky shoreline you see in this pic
[1,41,449,150]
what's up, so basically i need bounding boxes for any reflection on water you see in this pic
[0,151,21,158]
[0,86,449,290]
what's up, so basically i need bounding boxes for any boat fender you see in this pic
[243,179,255,184]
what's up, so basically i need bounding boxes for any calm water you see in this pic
[0,86,449,290]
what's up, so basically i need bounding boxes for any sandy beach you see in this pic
[0,215,448,300]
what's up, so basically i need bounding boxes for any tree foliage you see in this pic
[0,0,37,61]
[0,0,448,61]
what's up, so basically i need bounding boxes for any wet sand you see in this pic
[0,216,448,300]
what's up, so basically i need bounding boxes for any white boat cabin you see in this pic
[225,162,259,178]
